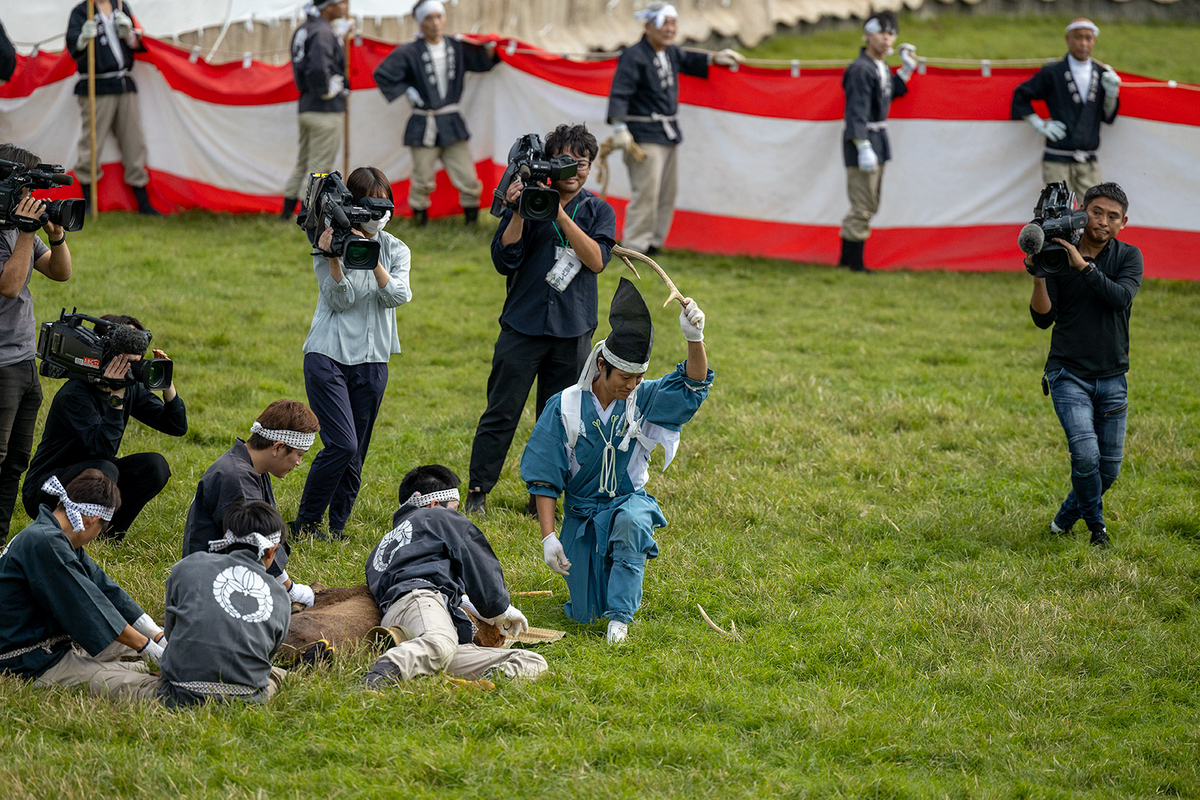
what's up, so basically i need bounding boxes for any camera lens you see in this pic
[520,188,556,222]
[47,199,86,232]
[342,238,379,269]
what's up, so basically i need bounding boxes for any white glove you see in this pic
[679,297,705,342]
[76,19,98,51]
[460,594,481,618]
[288,581,315,608]
[855,140,879,173]
[712,48,744,67]
[1101,67,1120,98]
[132,613,164,642]
[405,86,425,108]
[112,10,134,39]
[487,604,530,639]
[542,534,571,576]
[1025,114,1067,142]
[138,636,165,662]
[611,126,633,151]
[898,43,917,81]
[322,74,346,100]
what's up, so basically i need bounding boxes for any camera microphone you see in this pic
[1018,223,1045,255]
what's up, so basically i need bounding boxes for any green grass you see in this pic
[742,14,1200,84]
[2,209,1198,798]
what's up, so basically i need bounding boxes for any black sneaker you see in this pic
[464,490,487,518]
[1088,525,1110,549]
[289,519,321,539]
[363,659,404,690]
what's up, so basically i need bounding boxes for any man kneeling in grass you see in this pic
[157,499,290,707]
[363,465,547,688]
[0,470,167,697]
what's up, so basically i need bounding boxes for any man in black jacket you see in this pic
[838,11,918,273]
[373,0,498,226]
[1028,182,1142,549]
[606,2,741,255]
[0,18,16,82]
[281,0,348,220]
[1012,19,1120,198]
[363,465,547,688]
[65,1,160,215]
[23,315,186,540]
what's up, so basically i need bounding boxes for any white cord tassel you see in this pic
[594,420,618,498]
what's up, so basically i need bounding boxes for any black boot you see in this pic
[132,186,162,216]
[413,208,429,227]
[464,489,486,518]
[80,183,91,216]
[840,238,870,273]
[281,196,298,220]
[463,206,479,226]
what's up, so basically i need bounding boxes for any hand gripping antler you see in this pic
[611,245,686,308]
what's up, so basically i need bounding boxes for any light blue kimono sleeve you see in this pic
[520,392,571,498]
[638,361,715,432]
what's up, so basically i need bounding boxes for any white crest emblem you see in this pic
[373,520,414,572]
[212,565,274,623]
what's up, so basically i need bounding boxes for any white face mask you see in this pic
[361,211,390,236]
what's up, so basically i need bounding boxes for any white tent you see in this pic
[1,0,419,51]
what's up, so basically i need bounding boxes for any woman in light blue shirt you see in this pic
[294,166,412,539]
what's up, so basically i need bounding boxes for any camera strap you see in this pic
[551,200,582,247]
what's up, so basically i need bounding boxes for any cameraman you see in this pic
[23,315,187,540]
[1028,182,1142,549]
[0,144,73,543]
[465,124,616,517]
[293,167,411,539]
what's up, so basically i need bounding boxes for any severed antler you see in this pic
[697,604,741,641]
[612,245,686,308]
[595,136,648,198]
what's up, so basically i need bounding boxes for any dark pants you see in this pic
[297,352,388,531]
[0,360,42,542]
[23,454,171,539]
[468,325,593,494]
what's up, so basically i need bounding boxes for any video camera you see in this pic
[36,309,172,391]
[489,134,578,222]
[296,171,393,270]
[0,160,86,233]
[1019,181,1089,277]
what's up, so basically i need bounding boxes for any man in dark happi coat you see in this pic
[373,0,498,226]
[605,2,742,255]
[1012,18,1121,198]
[838,11,918,273]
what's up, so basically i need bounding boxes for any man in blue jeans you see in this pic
[1029,182,1142,548]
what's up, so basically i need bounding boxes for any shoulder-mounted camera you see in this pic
[489,134,578,222]
[1019,181,1089,278]
[296,171,393,270]
[0,159,86,233]
[36,309,172,391]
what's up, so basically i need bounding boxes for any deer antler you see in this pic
[612,245,686,308]
[697,604,741,641]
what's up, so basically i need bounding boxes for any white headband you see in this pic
[250,421,316,450]
[1065,19,1099,36]
[863,16,897,35]
[414,0,445,24]
[209,529,281,560]
[399,488,461,510]
[600,340,649,374]
[41,476,115,533]
[635,4,677,29]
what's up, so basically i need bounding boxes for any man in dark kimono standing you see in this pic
[606,2,742,256]
[838,11,918,273]
[373,0,498,226]
[1012,18,1120,198]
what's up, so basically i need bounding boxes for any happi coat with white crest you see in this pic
[520,357,713,625]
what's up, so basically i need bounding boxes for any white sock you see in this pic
[606,620,628,644]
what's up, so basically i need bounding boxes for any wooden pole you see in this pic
[342,16,352,173]
[86,0,98,219]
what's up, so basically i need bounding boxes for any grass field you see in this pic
[2,206,1198,798]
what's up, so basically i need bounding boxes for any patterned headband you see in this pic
[41,476,115,533]
[250,421,316,450]
[209,529,282,560]
[399,488,461,510]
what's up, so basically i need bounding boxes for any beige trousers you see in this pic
[408,140,482,212]
[375,588,547,681]
[622,142,678,252]
[283,111,345,199]
[33,640,158,700]
[1042,160,1102,199]
[74,94,149,186]
[840,165,886,242]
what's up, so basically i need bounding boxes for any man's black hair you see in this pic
[545,123,599,163]
[397,464,461,505]
[1083,182,1129,216]
[101,314,145,330]
[0,143,39,174]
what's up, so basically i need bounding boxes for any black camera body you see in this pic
[490,134,579,222]
[1026,181,1089,277]
[36,309,172,391]
[0,159,86,233]
[296,171,393,270]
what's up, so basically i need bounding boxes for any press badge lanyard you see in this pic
[545,201,584,293]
